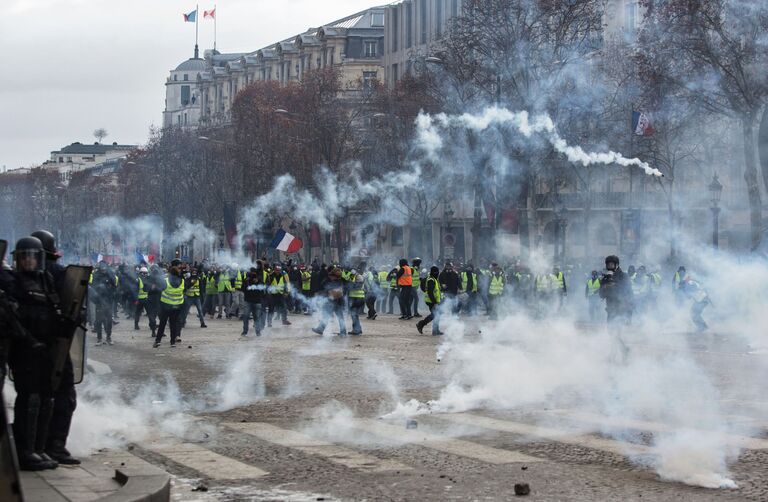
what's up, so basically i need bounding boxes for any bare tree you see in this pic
[638,0,768,249]
[93,128,108,143]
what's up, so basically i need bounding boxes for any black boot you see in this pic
[47,441,81,465]
[15,395,53,471]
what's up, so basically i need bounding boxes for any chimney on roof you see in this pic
[194,43,199,59]
[113,141,118,146]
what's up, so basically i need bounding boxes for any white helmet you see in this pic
[139,267,148,273]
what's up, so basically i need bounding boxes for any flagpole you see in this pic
[214,4,217,51]
[195,4,199,58]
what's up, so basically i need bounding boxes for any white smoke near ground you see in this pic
[204,350,266,412]
[377,234,768,489]
[43,347,268,457]
[66,374,214,457]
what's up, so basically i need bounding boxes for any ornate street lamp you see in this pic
[708,173,723,248]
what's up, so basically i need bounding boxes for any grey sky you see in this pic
[0,0,376,170]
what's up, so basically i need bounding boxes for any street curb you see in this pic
[96,467,170,502]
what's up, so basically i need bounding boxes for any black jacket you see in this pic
[439,269,460,295]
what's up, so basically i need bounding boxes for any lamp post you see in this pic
[708,173,723,248]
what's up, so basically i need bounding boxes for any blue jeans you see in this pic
[316,301,347,336]
[349,298,364,334]
[424,303,441,334]
[182,296,204,326]
[242,302,263,335]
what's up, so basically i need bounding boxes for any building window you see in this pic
[363,71,378,90]
[58,157,64,163]
[183,74,189,81]
[406,3,413,48]
[371,12,385,27]
[391,227,404,246]
[173,74,178,81]
[365,40,378,58]
[420,0,428,44]
[181,85,191,106]
[184,113,188,125]
[392,63,399,82]
[391,8,399,52]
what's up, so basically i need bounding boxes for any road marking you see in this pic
[433,413,652,457]
[543,409,768,451]
[349,419,543,464]
[224,422,411,472]
[140,436,268,480]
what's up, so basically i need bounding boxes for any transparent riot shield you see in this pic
[51,265,92,389]
[69,325,86,384]
[1,239,22,500]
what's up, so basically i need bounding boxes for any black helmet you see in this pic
[13,236,45,272]
[171,258,182,267]
[31,230,57,257]
[605,255,620,266]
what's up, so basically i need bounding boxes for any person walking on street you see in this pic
[268,264,291,326]
[90,261,116,346]
[585,270,601,322]
[396,259,413,320]
[241,264,266,337]
[182,269,207,328]
[417,266,444,336]
[411,258,423,317]
[348,269,365,335]
[312,267,347,336]
[364,265,378,319]
[154,265,185,348]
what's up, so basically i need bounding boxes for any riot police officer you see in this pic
[90,261,116,346]
[8,237,61,470]
[30,230,82,465]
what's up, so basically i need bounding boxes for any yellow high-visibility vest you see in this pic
[161,278,185,306]
[349,274,365,299]
[424,276,441,304]
[587,278,600,296]
[137,277,148,300]
[489,275,505,296]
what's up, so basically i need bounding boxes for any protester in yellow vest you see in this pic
[348,269,366,335]
[153,265,185,348]
[411,257,423,318]
[181,269,207,329]
[488,262,505,320]
[585,270,601,322]
[416,266,444,336]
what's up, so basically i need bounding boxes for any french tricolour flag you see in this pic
[183,9,197,22]
[632,111,655,137]
[270,229,303,253]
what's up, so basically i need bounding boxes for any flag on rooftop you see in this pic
[183,9,197,22]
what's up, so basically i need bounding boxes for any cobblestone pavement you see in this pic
[80,308,768,501]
